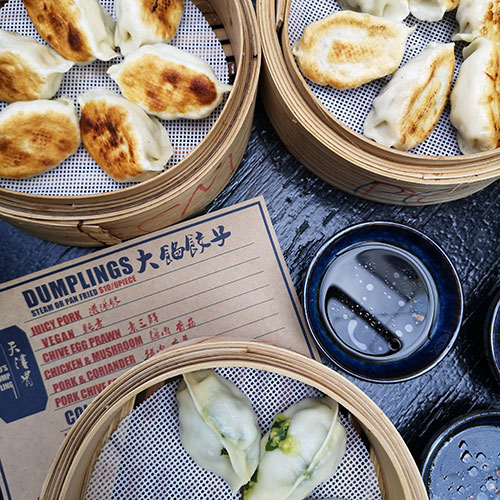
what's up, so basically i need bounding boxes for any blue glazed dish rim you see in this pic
[302,220,464,383]
[420,409,500,494]
[485,289,500,383]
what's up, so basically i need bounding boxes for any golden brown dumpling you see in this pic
[107,43,232,120]
[78,89,173,182]
[292,11,415,89]
[115,0,184,56]
[0,98,80,178]
[22,0,118,64]
[0,30,73,102]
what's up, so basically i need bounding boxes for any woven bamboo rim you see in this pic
[0,0,261,245]
[40,341,427,500]
[258,0,500,204]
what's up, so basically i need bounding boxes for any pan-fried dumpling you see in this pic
[338,0,409,22]
[0,97,80,179]
[115,0,184,56]
[177,370,260,494]
[242,397,346,500]
[22,0,118,64]
[78,89,172,181]
[364,42,455,151]
[450,38,500,154]
[409,0,459,22]
[452,0,500,43]
[0,30,73,102]
[107,43,232,120]
[292,11,415,89]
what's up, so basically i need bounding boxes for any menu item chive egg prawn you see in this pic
[364,42,455,151]
[78,89,173,181]
[115,0,184,56]
[241,397,346,500]
[0,98,80,179]
[107,43,232,120]
[292,11,415,90]
[176,369,261,494]
[22,0,118,64]
[0,30,73,102]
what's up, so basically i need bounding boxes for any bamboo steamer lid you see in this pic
[257,0,500,205]
[0,0,260,246]
[40,341,427,500]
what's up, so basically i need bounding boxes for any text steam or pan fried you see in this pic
[364,42,455,151]
[453,0,500,43]
[450,37,500,155]
[409,0,459,22]
[337,0,409,22]
[115,0,184,56]
[0,30,73,102]
[78,89,172,182]
[292,11,415,90]
[242,398,346,500]
[177,369,260,493]
[107,43,232,120]
[0,98,80,178]
[22,0,118,63]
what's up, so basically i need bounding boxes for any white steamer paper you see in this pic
[0,0,230,195]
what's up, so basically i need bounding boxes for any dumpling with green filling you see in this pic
[242,397,346,500]
[177,369,261,494]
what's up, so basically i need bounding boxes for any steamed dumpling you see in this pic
[78,89,172,181]
[0,30,73,102]
[292,11,415,89]
[115,0,184,56]
[242,397,346,500]
[409,0,459,21]
[453,0,500,43]
[0,98,80,178]
[338,0,409,22]
[22,0,118,64]
[108,43,232,120]
[450,38,500,154]
[364,42,455,151]
[177,370,260,494]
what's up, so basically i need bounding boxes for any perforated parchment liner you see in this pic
[0,0,230,195]
[85,367,383,500]
[288,0,466,157]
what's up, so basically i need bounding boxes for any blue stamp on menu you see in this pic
[0,326,48,423]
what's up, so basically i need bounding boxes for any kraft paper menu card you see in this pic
[0,197,318,499]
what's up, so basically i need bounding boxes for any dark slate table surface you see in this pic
[1,96,499,475]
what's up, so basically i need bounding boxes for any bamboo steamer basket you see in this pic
[257,0,500,205]
[0,0,260,247]
[40,341,427,500]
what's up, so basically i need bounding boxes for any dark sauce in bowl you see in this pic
[319,242,438,362]
[422,412,500,500]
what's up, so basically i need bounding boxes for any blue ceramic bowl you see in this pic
[421,410,500,499]
[303,221,463,383]
[485,289,500,383]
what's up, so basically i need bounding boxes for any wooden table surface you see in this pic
[1,70,500,493]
